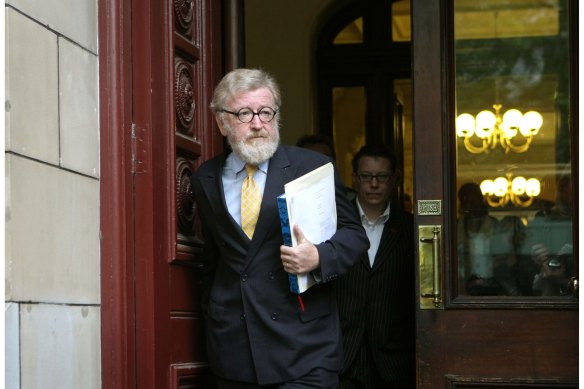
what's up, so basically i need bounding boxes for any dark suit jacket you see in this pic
[335,203,415,384]
[191,145,369,385]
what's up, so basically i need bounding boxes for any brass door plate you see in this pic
[417,200,442,216]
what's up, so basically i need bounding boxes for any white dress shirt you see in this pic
[356,198,390,267]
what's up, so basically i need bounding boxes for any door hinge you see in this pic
[131,123,149,174]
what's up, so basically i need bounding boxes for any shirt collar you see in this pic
[227,152,269,175]
[356,198,391,225]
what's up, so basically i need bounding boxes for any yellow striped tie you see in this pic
[241,164,261,239]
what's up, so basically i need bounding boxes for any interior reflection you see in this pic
[454,0,573,297]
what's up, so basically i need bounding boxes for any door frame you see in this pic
[99,0,135,387]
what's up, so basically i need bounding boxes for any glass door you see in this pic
[413,0,578,386]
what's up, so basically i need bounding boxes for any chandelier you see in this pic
[480,173,541,208]
[456,104,543,154]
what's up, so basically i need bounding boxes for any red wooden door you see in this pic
[135,0,225,387]
[100,0,227,387]
[412,1,578,387]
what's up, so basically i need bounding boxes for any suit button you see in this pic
[268,271,275,280]
[271,313,279,320]
[241,273,248,282]
[240,313,246,321]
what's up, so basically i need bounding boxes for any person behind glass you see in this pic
[190,68,369,388]
[335,144,415,389]
[456,182,501,295]
[526,172,574,296]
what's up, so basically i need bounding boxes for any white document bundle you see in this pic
[277,162,337,293]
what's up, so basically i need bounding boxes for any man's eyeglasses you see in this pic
[356,173,392,183]
[220,107,278,123]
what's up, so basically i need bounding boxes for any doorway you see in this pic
[244,0,578,386]
[315,0,412,207]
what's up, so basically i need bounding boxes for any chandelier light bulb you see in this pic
[520,111,543,136]
[500,121,518,138]
[493,177,508,197]
[456,113,476,137]
[502,109,523,130]
[511,176,527,195]
[475,110,496,138]
[480,179,495,195]
[525,178,541,196]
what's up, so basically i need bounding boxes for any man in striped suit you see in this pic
[336,144,416,388]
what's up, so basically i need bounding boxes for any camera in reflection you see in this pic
[547,254,569,269]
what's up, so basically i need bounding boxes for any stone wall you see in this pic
[5,1,101,387]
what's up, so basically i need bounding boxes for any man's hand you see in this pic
[531,243,550,266]
[280,224,320,274]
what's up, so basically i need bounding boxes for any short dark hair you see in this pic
[458,182,482,203]
[352,144,397,174]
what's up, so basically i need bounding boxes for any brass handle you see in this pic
[420,226,441,308]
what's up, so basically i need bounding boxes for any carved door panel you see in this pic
[159,0,224,388]
[133,0,224,388]
[167,1,220,388]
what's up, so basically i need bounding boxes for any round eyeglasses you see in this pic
[220,107,278,123]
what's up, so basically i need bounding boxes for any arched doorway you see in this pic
[315,0,413,209]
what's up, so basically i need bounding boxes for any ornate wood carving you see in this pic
[176,157,196,236]
[173,0,194,38]
[175,59,195,135]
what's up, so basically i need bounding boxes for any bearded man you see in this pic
[190,68,368,388]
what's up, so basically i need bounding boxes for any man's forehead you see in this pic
[230,87,275,104]
[358,156,392,169]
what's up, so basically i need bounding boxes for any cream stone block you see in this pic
[20,303,101,389]
[5,9,59,165]
[5,0,98,53]
[59,38,99,178]
[5,155,100,304]
[5,303,21,389]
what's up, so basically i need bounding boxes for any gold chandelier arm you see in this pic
[485,194,508,207]
[501,134,533,154]
[463,136,489,154]
[510,194,534,208]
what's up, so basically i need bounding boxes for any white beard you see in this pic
[227,123,280,165]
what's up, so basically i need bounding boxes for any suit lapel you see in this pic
[199,154,247,241]
[371,206,405,273]
[351,199,374,270]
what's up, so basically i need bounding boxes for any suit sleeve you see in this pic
[190,170,218,315]
[198,220,219,314]
[315,166,369,283]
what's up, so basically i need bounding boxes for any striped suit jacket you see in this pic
[335,203,416,384]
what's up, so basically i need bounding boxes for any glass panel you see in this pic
[394,79,414,212]
[333,17,363,44]
[332,87,366,187]
[391,0,411,42]
[454,0,572,297]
